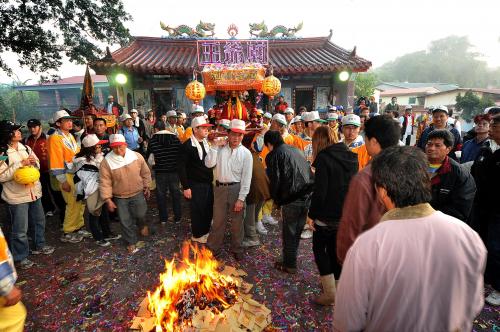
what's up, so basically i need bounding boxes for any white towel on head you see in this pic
[105,148,138,170]
[190,135,209,161]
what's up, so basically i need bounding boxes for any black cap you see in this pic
[27,119,41,127]
[0,120,24,141]
[0,120,23,132]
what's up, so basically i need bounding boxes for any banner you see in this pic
[202,64,266,92]
[197,40,268,66]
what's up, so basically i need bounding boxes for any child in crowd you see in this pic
[70,134,120,247]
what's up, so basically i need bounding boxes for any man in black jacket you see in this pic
[417,106,462,160]
[425,129,476,222]
[307,135,358,305]
[264,130,313,274]
[471,114,500,306]
[177,117,214,244]
[148,121,181,224]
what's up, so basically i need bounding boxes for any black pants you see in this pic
[39,172,55,214]
[88,208,111,241]
[485,216,500,291]
[189,182,213,238]
[51,189,66,225]
[313,224,342,277]
[155,172,181,222]
[281,197,309,268]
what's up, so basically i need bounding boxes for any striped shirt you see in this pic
[147,130,181,173]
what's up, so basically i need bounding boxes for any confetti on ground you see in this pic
[4,198,497,331]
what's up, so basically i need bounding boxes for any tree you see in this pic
[0,0,131,76]
[355,72,378,98]
[455,90,494,120]
[375,36,497,88]
[0,85,39,122]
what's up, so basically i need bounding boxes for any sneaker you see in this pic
[104,233,122,241]
[60,233,83,243]
[192,234,209,244]
[140,226,150,237]
[96,240,111,247]
[486,290,500,306]
[31,246,55,255]
[127,245,139,254]
[262,214,279,225]
[241,239,260,248]
[232,252,243,261]
[301,229,313,239]
[77,229,92,238]
[256,221,268,235]
[17,259,34,270]
[45,211,54,217]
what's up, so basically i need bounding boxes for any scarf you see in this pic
[489,139,499,153]
[190,135,209,161]
[56,129,78,154]
[105,148,138,170]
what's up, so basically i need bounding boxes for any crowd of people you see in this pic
[0,92,499,330]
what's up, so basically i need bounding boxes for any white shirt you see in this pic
[107,102,113,114]
[404,115,413,135]
[205,144,253,201]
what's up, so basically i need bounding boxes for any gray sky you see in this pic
[2,0,499,83]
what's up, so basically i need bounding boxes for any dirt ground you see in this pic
[0,197,497,331]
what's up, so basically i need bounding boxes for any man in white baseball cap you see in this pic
[326,112,340,138]
[178,116,214,244]
[100,133,152,254]
[417,105,461,159]
[289,115,304,135]
[284,107,295,125]
[262,112,273,128]
[129,109,147,147]
[342,114,364,149]
[119,114,142,152]
[217,118,231,132]
[176,111,187,140]
[205,119,253,261]
[181,105,206,142]
[48,110,88,243]
[165,110,179,134]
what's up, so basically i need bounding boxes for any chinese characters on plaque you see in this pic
[197,40,269,65]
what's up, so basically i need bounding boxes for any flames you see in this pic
[147,242,238,331]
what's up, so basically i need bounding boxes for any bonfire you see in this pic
[131,242,271,332]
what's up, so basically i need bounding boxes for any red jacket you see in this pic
[275,102,288,113]
[24,133,49,173]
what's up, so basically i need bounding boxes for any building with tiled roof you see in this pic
[91,34,371,114]
[14,75,110,120]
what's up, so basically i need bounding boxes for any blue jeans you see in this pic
[281,196,309,268]
[155,172,181,222]
[8,199,46,262]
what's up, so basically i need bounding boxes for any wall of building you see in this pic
[424,91,464,107]
[114,73,349,117]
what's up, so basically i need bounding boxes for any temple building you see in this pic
[92,27,371,115]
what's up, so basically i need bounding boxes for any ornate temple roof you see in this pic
[92,36,371,76]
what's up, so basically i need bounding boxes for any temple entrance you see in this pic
[294,88,314,113]
[153,89,174,116]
